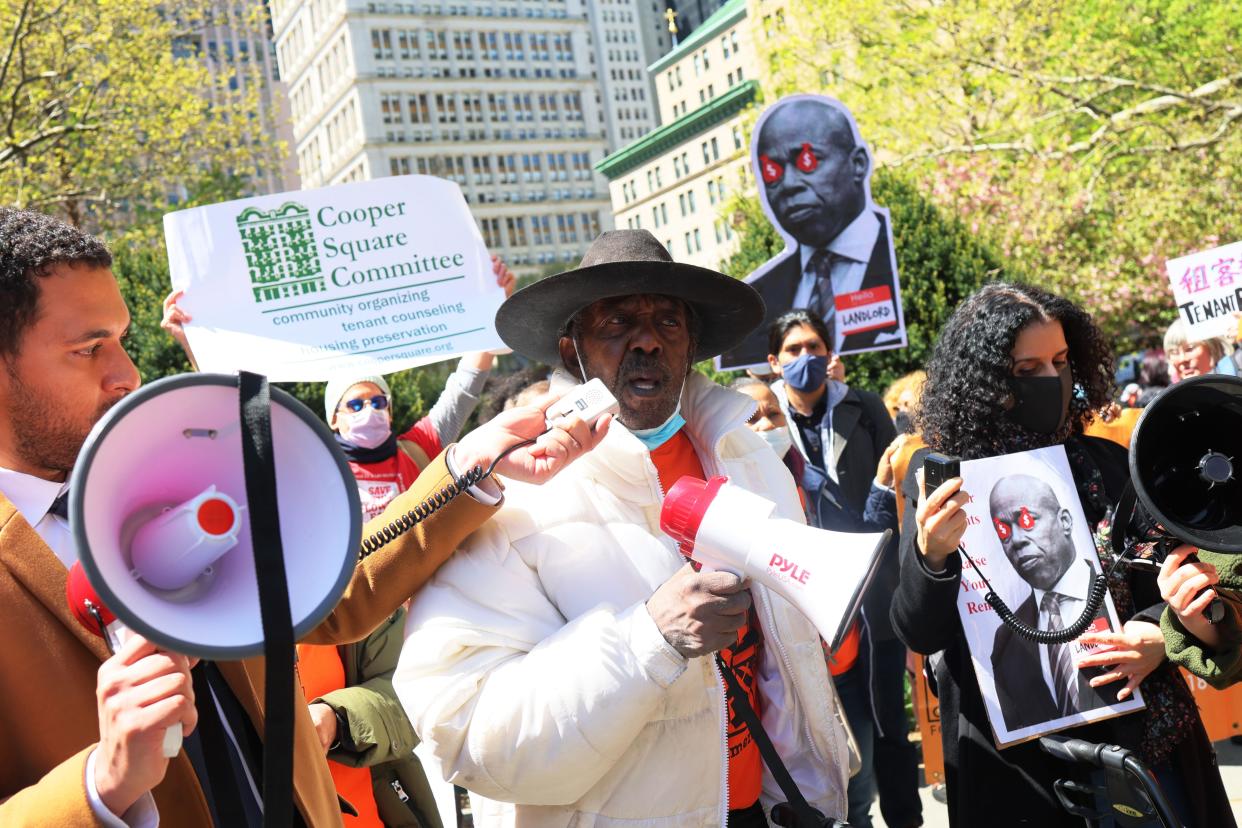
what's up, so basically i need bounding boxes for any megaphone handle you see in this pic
[162,725,183,758]
[1183,551,1226,624]
[107,626,184,758]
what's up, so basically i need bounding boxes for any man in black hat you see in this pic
[395,230,853,828]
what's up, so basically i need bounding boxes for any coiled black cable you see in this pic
[957,543,1113,644]
[357,437,537,559]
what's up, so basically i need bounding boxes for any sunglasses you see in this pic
[339,395,389,413]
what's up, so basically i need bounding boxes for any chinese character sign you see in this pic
[164,175,505,382]
[1165,240,1242,342]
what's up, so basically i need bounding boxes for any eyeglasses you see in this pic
[339,395,389,413]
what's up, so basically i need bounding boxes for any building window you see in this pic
[710,137,719,160]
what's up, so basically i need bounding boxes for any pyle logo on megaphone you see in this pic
[767,554,812,586]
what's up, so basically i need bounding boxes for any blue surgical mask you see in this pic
[630,404,686,450]
[781,353,829,393]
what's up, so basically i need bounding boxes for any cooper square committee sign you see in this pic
[164,175,506,382]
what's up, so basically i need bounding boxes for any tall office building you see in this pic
[666,0,729,42]
[271,0,673,270]
[597,0,756,269]
[194,2,301,194]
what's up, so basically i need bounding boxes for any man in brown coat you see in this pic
[0,207,607,826]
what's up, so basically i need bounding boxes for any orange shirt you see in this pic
[651,432,763,810]
[296,644,384,828]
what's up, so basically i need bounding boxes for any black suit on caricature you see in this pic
[990,589,1115,732]
[721,210,899,369]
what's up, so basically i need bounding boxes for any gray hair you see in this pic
[1163,318,1227,363]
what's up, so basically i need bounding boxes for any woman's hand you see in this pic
[914,468,969,572]
[160,290,198,370]
[874,433,907,489]
[1157,544,1222,649]
[493,254,517,298]
[1076,619,1166,701]
[307,702,338,753]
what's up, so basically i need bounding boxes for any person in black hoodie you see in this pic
[892,282,1234,828]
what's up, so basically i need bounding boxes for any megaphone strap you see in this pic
[714,653,834,827]
[238,371,296,828]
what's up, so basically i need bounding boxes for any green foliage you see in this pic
[721,170,1015,394]
[762,0,1242,347]
[112,245,193,382]
[0,0,280,230]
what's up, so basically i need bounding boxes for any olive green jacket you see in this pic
[1161,550,1242,689]
[314,607,443,828]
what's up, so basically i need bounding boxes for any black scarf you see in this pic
[334,431,398,464]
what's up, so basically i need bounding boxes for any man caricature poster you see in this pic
[718,94,906,371]
[956,446,1144,748]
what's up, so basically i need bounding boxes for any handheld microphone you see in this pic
[66,561,183,758]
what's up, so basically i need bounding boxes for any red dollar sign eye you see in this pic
[796,143,818,172]
[1018,507,1036,530]
[993,518,1011,541]
[759,154,783,184]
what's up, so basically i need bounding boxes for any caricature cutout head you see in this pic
[716,93,906,371]
[756,97,871,248]
[989,474,1075,591]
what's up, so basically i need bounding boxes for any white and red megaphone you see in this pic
[661,476,891,651]
[66,561,183,758]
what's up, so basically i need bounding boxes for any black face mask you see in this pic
[1006,364,1073,435]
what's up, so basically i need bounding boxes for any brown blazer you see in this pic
[0,449,500,827]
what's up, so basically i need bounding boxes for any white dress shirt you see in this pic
[794,208,881,314]
[0,466,158,828]
[794,209,902,348]
[1033,556,1095,700]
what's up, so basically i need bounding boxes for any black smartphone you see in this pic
[922,453,960,491]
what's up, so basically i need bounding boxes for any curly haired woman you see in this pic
[891,283,1234,828]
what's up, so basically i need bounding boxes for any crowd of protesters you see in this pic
[0,204,1239,828]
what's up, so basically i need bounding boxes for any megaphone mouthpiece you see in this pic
[130,486,243,591]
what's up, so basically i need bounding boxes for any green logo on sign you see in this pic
[236,202,325,303]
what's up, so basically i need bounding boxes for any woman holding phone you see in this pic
[891,282,1233,828]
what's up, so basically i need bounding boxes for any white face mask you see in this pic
[342,406,392,449]
[757,426,793,459]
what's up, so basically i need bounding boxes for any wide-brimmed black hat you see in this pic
[496,230,765,365]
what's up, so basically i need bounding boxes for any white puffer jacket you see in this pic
[394,372,853,827]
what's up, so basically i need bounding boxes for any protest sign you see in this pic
[164,175,504,381]
[956,446,1144,749]
[1165,240,1242,342]
[717,93,906,370]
